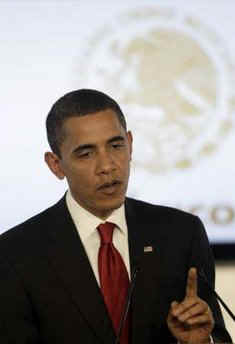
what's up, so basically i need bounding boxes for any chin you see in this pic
[98,197,125,215]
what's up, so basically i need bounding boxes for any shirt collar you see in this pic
[66,189,127,240]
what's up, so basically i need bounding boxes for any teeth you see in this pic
[99,181,118,189]
[105,182,115,188]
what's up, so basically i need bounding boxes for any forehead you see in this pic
[62,109,125,145]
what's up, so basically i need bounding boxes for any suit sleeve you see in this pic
[0,258,42,343]
[189,216,232,343]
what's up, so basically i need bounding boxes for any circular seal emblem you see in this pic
[78,6,234,173]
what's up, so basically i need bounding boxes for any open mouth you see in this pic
[98,180,121,194]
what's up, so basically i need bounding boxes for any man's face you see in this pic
[45,109,132,219]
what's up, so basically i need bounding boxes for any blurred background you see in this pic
[0,0,234,339]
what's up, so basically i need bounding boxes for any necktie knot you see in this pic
[97,222,115,244]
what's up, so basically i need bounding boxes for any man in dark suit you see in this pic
[0,89,232,343]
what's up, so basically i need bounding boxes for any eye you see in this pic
[78,151,93,159]
[112,142,125,149]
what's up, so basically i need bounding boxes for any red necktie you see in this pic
[97,222,130,344]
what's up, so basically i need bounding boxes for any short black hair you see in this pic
[46,89,127,157]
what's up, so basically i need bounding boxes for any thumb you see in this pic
[171,301,179,310]
[168,301,179,320]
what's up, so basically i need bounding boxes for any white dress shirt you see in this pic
[66,190,131,285]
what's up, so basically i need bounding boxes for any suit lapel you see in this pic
[125,198,165,343]
[44,197,116,344]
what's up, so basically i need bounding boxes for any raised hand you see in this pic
[167,267,214,344]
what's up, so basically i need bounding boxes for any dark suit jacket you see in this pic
[0,196,231,343]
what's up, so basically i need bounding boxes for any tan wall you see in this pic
[216,263,235,342]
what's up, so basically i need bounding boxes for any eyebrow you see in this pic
[72,135,125,154]
[108,135,125,144]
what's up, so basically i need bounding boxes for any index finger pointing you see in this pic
[185,267,198,298]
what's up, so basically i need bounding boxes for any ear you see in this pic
[44,152,65,180]
[127,131,133,158]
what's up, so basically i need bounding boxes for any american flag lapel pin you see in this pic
[144,246,153,253]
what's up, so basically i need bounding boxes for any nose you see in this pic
[96,150,116,175]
